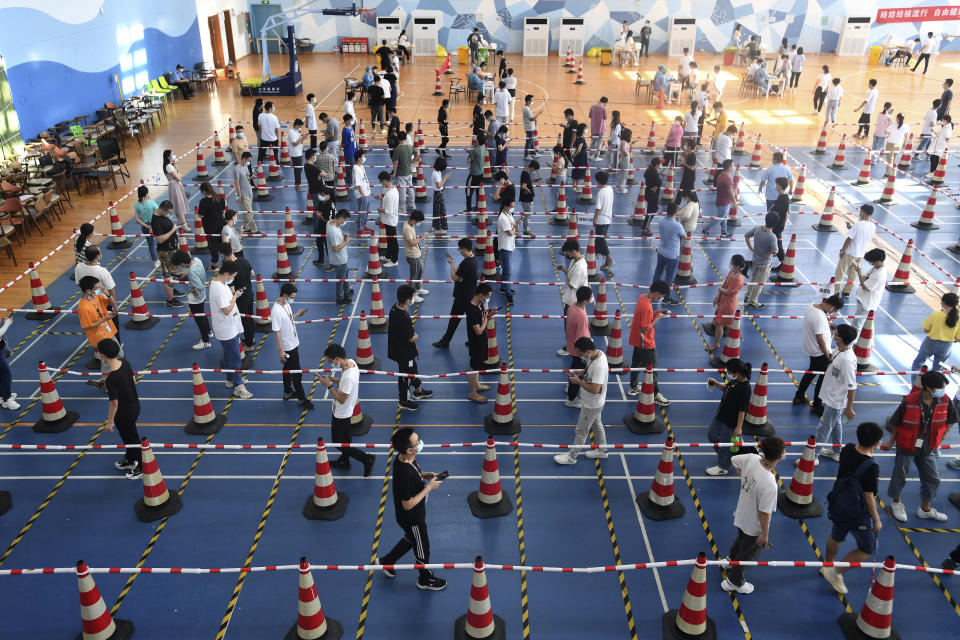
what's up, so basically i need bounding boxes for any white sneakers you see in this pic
[584,449,608,459]
[890,501,907,522]
[705,466,729,476]
[1,397,20,410]
[626,386,640,397]
[419,288,430,295]
[192,341,212,351]
[818,448,841,462]
[654,392,670,406]
[382,260,398,268]
[564,398,581,409]
[820,567,848,594]
[553,453,577,465]
[720,578,754,594]
[917,506,949,521]
[556,348,569,356]
[233,384,253,400]
[412,295,424,303]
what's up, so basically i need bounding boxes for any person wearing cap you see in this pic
[554,336,610,465]
[834,204,876,297]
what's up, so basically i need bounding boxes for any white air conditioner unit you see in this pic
[523,17,549,56]
[557,18,585,57]
[668,18,696,57]
[411,14,439,56]
[837,17,871,56]
[376,16,402,47]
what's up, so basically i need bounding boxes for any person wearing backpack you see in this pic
[882,370,959,523]
[820,422,883,594]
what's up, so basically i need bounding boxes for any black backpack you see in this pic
[826,457,875,526]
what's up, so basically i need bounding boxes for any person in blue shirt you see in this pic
[758,151,794,209]
[653,65,670,94]
[341,114,357,186]
[172,65,194,100]
[755,61,771,95]
[362,66,376,89]
[651,203,686,304]
[468,68,483,92]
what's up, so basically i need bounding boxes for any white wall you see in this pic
[195,0,251,66]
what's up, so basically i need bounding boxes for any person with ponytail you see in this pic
[705,357,753,476]
[911,292,959,373]
[74,223,95,265]
[706,254,745,352]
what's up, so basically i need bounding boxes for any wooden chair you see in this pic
[0,236,16,265]
[449,77,465,102]
[24,193,53,231]
[465,76,479,103]
[82,160,119,195]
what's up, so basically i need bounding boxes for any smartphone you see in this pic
[436,470,450,481]
[445,252,454,261]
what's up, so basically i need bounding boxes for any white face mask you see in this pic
[226,278,234,285]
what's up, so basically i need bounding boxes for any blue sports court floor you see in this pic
[1,123,959,639]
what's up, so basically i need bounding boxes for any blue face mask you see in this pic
[416,440,424,454]
[932,388,947,399]
[236,132,244,138]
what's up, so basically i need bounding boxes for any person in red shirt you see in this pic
[627,280,671,405]
[564,286,594,408]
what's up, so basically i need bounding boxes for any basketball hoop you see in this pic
[358,8,376,20]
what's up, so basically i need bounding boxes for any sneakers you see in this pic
[375,557,396,579]
[820,567,848,594]
[818,448,841,462]
[662,298,680,306]
[564,398,582,408]
[654,392,670,407]
[890,501,907,522]
[419,288,430,295]
[125,464,143,480]
[1,398,20,410]
[399,400,420,411]
[553,453,577,465]
[556,348,569,357]
[233,384,253,399]
[283,391,298,401]
[432,340,449,349]
[705,466,729,476]
[166,299,186,308]
[412,388,434,399]
[412,295,424,303]
[747,302,765,310]
[363,454,376,478]
[585,449,608,459]
[192,341,211,351]
[382,260,398,268]
[720,578,754,595]
[917,506,949,521]
[626,385,641,397]
[943,557,959,571]
[947,458,960,471]
[298,399,315,410]
[114,458,138,471]
[416,575,447,591]
[152,260,161,268]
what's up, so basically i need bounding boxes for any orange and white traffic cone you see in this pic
[898,133,914,169]
[213,130,226,165]
[743,362,775,436]
[255,163,273,201]
[838,556,901,639]
[773,234,799,285]
[454,556,507,640]
[710,309,741,369]
[551,182,569,226]
[637,438,685,520]
[645,122,658,155]
[778,435,824,519]
[273,230,293,280]
[284,207,303,255]
[812,185,838,232]
[349,402,373,437]
[365,233,382,279]
[791,164,806,203]
[623,365,665,435]
[358,119,367,150]
[566,210,578,240]
[885,239,915,293]
[267,154,282,181]
[831,134,847,169]
[749,136,763,168]
[950,236,960,256]
[705,158,717,186]
[577,165,594,204]
[930,149,948,185]
[125,272,159,330]
[253,275,272,332]
[876,172,896,204]
[107,202,131,249]
[34,360,79,433]
[814,124,829,154]
[590,278,610,336]
[573,58,585,85]
[335,157,349,202]
[585,231,599,281]
[662,164,676,201]
[853,310,877,373]
[286,557,343,640]
[549,139,562,184]
[484,316,501,366]
[193,214,208,253]
[664,552,716,640]
[302,201,316,226]
[367,278,388,334]
[674,233,696,285]
[485,364,521,436]
[482,146,493,183]
[195,144,208,178]
[303,438,349,520]
[217,180,228,200]
[482,231,497,278]
[134,437,184,521]
[433,69,444,96]
[354,311,381,371]
[532,125,542,156]
[26,262,55,320]
[475,213,487,249]
[732,124,746,155]
[185,363,227,435]
[626,153,637,185]
[853,152,872,185]
[74,560,135,640]
[564,46,574,69]
[628,185,646,226]
[278,129,291,165]
[468,437,513,518]
[415,158,429,202]
[607,310,624,368]
[228,119,235,146]
[911,185,940,229]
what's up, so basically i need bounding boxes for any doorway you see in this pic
[207,14,225,68]
[223,10,236,65]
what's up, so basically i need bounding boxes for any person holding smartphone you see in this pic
[208,261,252,399]
[376,427,447,591]
[467,283,496,403]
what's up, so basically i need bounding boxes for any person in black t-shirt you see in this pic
[642,159,663,236]
[466,282,495,403]
[433,239,478,349]
[820,422,883,595]
[377,427,447,590]
[219,244,256,351]
[387,285,434,411]
[705,358,753,475]
[100,338,143,479]
[492,170,516,209]
[768,177,791,268]
[561,109,578,165]
[150,201,187,307]
[367,80,385,132]
[312,183,334,266]
[518,160,538,238]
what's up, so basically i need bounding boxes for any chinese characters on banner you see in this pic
[876,6,960,23]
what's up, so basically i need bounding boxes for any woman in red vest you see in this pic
[882,371,958,523]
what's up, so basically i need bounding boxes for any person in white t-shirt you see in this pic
[720,437,785,595]
[834,204,876,296]
[884,113,910,176]
[554,337,610,464]
[494,81,511,125]
[912,31,936,74]
[917,99,941,157]
[853,79,878,139]
[556,239,588,357]
[317,344,376,476]
[208,262,252,399]
[795,295,845,414]
[352,150,372,236]
[271,283,312,409]
[851,248,887,331]
[813,65,831,115]
[811,324,858,465]
[593,171,614,270]
[305,93,318,149]
[496,198,518,302]
[377,171,400,267]
[503,68,518,120]
[257,101,281,164]
[824,77,844,125]
[709,65,726,102]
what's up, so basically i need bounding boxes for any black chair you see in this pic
[97,137,128,181]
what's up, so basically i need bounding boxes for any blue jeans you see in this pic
[817,404,844,449]
[706,203,730,237]
[220,336,243,385]
[651,254,679,290]
[356,195,369,232]
[916,134,932,154]
[871,135,886,151]
[911,336,953,372]
[0,348,11,401]
[708,418,734,470]
[334,262,348,299]
[525,130,536,156]
[499,249,512,293]
[888,449,940,502]
[145,234,159,262]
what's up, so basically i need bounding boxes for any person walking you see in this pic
[912,31,935,74]
[232,151,258,234]
[100,338,143,479]
[554,337,610,465]
[171,250,212,351]
[589,97,608,161]
[852,79,878,139]
[376,427,447,590]
[326,209,353,305]
[650,203,685,304]
[793,295,846,415]
[850,248,887,331]
[743,213,779,310]
[833,204,876,297]
[872,102,893,152]
[705,255,745,352]
[208,262,253,399]
[917,99,940,159]
[810,324,859,465]
[402,210,429,302]
[813,65,831,115]
[911,292,959,373]
[563,286,594,408]
[757,152,793,213]
[317,344,376,476]
[270,283,313,410]
[824,77,843,125]
[928,115,953,178]
[433,239,478,350]
[705,358,753,475]
[388,285,434,411]
[719,436,786,595]
[377,172,401,268]
[884,113,910,176]
[626,281,670,403]
[883,370,958,522]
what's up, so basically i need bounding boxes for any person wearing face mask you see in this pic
[375,427,446,591]
[883,371,958,522]
[162,149,188,226]
[352,150,372,236]
[911,292,959,373]
[305,93,318,149]
[705,357,753,476]
[219,209,243,257]
[171,250,212,351]
[272,283,313,410]
[554,336,610,465]
[150,201,188,308]
[231,125,249,161]
[562,286,594,409]
[232,151,257,233]
[312,181,334,269]
[388,285,434,411]
[317,343,375,475]
[793,294,845,416]
[78,276,123,389]
[208,261,253,399]
[288,118,305,191]
[496,197,518,303]
[705,255,745,353]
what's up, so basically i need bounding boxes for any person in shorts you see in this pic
[149,201,186,308]
[466,282,495,403]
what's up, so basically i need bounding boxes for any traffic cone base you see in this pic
[25,309,58,320]
[454,614,507,640]
[351,413,373,437]
[124,316,159,330]
[468,490,513,519]
[885,283,916,294]
[367,320,388,334]
[135,488,183,523]
[812,223,838,232]
[0,490,10,515]
[303,491,349,520]
[948,491,960,511]
[838,613,901,640]
[663,611,717,640]
[287,246,304,256]
[272,271,294,280]
[622,413,666,435]
[33,410,79,433]
[255,192,274,202]
[185,412,227,436]
[741,421,775,437]
[285,619,343,640]
[356,356,381,372]
[589,321,611,336]
[108,237,132,250]
[949,244,960,256]
[637,494,685,521]
[772,273,800,287]
[73,619,135,640]
[777,487,823,519]
[254,320,272,333]
[911,220,940,230]
[484,412,521,436]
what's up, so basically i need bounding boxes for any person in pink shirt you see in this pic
[617,129,633,193]
[665,116,684,165]
[589,97,609,161]
[564,286,594,408]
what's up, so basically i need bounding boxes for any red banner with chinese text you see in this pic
[876,6,960,23]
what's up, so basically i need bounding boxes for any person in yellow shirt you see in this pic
[230,124,250,160]
[78,275,122,389]
[708,102,728,148]
[911,292,959,373]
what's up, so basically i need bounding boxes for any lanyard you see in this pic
[281,302,298,339]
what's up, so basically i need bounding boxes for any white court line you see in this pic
[319,63,361,105]
[619,453,669,612]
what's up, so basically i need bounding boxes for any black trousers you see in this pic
[314,216,327,263]
[189,302,211,342]
[566,356,585,401]
[439,297,469,345]
[257,139,278,164]
[384,224,399,263]
[856,113,871,137]
[439,123,449,150]
[789,72,801,88]
[726,527,764,587]
[175,81,193,99]
[930,154,942,175]
[237,299,255,348]
[813,87,826,112]
[629,347,659,392]
[282,346,306,400]
[206,235,221,267]
[466,174,484,211]
[639,39,650,57]
[116,409,142,464]
[396,358,423,402]
[382,520,434,580]
[775,232,785,263]
[796,353,829,406]
[332,415,373,465]
[913,53,931,74]
[308,129,317,149]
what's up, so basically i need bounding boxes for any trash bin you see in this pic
[723,47,738,66]
[601,49,612,65]
[458,46,470,65]
[868,45,883,65]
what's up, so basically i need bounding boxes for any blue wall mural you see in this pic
[0,0,203,138]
